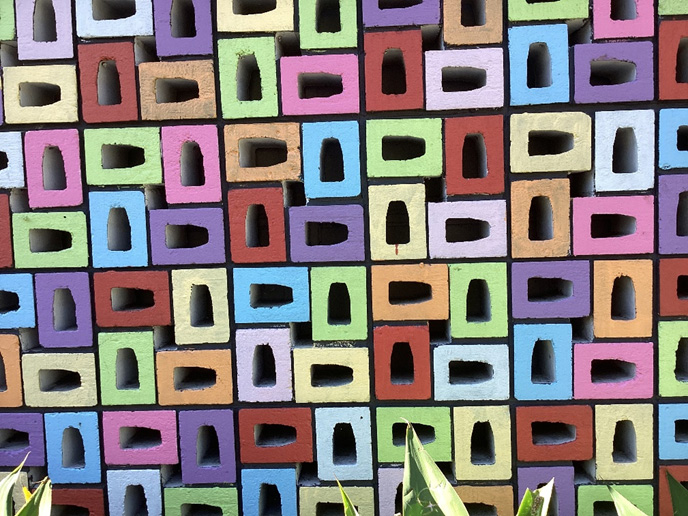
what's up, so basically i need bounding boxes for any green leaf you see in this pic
[516,489,535,516]
[337,479,360,516]
[608,486,648,516]
[666,472,688,516]
[516,479,554,516]
[15,478,51,516]
[402,423,469,516]
[0,457,27,516]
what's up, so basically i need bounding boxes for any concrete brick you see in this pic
[75,0,153,37]
[241,469,297,516]
[171,268,230,344]
[578,485,653,516]
[454,486,514,516]
[376,407,451,463]
[0,2,15,40]
[374,325,431,401]
[310,266,367,341]
[153,0,213,56]
[35,272,92,348]
[233,267,309,324]
[454,405,512,480]
[362,0,439,27]
[12,212,88,269]
[659,175,688,254]
[660,466,688,515]
[289,205,364,263]
[106,470,162,516]
[236,327,292,403]
[660,21,688,100]
[298,0,357,49]
[659,259,688,316]
[377,468,403,516]
[16,0,72,60]
[178,410,235,484]
[216,0,293,32]
[52,489,105,516]
[22,352,97,407]
[238,408,313,464]
[661,0,688,13]
[293,347,370,403]
[658,321,688,397]
[315,407,372,480]
[659,404,688,460]
[0,413,44,466]
[45,412,101,484]
[164,487,238,516]
[102,410,177,465]
[434,344,510,401]
[0,133,25,188]
[0,274,34,329]
[659,109,688,169]
[300,487,374,516]
[593,0,654,39]
[444,0,502,46]
[0,195,11,269]
[518,467,574,516]
[508,0,587,21]
[0,336,22,407]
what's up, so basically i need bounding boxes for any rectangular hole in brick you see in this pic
[394,483,403,515]
[19,328,38,352]
[425,177,445,203]
[297,462,318,485]
[466,279,491,322]
[134,36,158,64]
[392,422,435,446]
[437,461,456,483]
[250,284,293,308]
[0,152,8,171]
[233,0,276,14]
[165,224,209,249]
[119,426,162,449]
[449,360,494,384]
[610,0,637,20]
[306,222,349,246]
[320,138,344,182]
[678,39,688,83]
[39,369,81,392]
[465,504,498,516]
[174,366,217,391]
[107,207,132,251]
[239,139,287,168]
[171,0,197,38]
[678,276,688,300]
[316,0,341,33]
[0,353,5,391]
[181,504,222,516]
[528,196,554,241]
[386,201,410,245]
[470,421,495,465]
[378,0,422,9]
[328,283,351,325]
[676,420,688,443]
[0,44,18,68]
[531,339,556,384]
[388,281,432,305]
[332,423,357,465]
[678,192,688,236]
[528,131,573,156]
[254,424,297,447]
[527,277,573,302]
[678,126,688,151]
[382,136,426,161]
[573,459,595,484]
[591,359,636,383]
[611,276,636,321]
[33,0,57,42]
[677,338,688,381]
[48,506,90,516]
[527,43,552,88]
[29,228,72,253]
[568,19,591,45]
[290,322,312,346]
[111,287,155,311]
[593,501,617,516]
[445,218,490,242]
[259,484,282,516]
[317,503,347,516]
[441,67,486,92]
[155,78,199,103]
[245,204,270,248]
[612,420,637,463]
[190,284,214,327]
[145,185,167,210]
[569,170,594,198]
[97,60,122,106]
[390,341,414,385]
[161,463,182,486]
[101,144,145,169]
[0,290,19,314]
[429,319,450,343]
[93,0,136,20]
[572,315,594,342]
[53,288,77,331]
[310,364,353,387]
[124,485,149,516]
[0,429,29,451]
[19,82,61,107]
[461,0,486,27]
[381,49,407,95]
[531,422,576,445]
[298,73,343,99]
[154,326,175,350]
[196,425,221,466]
[61,427,85,469]
[285,181,306,207]
[462,134,487,179]
[180,141,205,187]
[116,348,140,390]
[236,54,262,101]
[612,128,638,174]
[253,344,277,387]
[42,146,66,191]
[590,59,637,86]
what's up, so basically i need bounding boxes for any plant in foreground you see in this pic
[0,458,51,516]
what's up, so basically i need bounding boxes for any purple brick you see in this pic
[35,273,92,348]
[574,41,654,104]
[288,205,365,263]
[518,466,574,516]
[660,174,688,254]
[149,208,226,265]
[179,409,235,484]
[153,0,213,57]
[378,468,403,516]
[511,261,590,319]
[0,414,45,467]
[362,0,439,27]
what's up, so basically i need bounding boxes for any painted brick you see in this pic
[22,352,97,407]
[153,0,213,56]
[236,328,293,403]
[45,411,101,483]
[35,272,92,348]
[293,347,370,403]
[16,0,73,60]
[241,469,297,516]
[106,470,162,516]
[444,0,502,46]
[593,0,654,39]
[12,212,88,269]
[75,0,153,38]
[178,409,236,484]
[310,266,368,341]
[238,408,313,464]
[102,410,178,465]
[376,407,451,463]
[0,336,22,407]
[315,407,373,481]
[454,405,512,480]
[374,325,431,401]
[0,413,44,466]
[434,344,510,401]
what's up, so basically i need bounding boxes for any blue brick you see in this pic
[315,407,373,481]
[44,412,101,484]
[241,468,297,516]
[0,274,34,329]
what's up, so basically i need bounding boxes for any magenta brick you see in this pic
[102,411,178,466]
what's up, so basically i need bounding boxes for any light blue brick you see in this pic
[433,344,509,401]
[44,412,101,484]
[660,109,688,169]
[233,267,310,323]
[659,404,688,460]
[316,407,373,481]
[0,132,24,188]
[107,469,162,516]
[0,274,34,329]
[241,469,297,516]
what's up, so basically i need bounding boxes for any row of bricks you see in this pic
[0,404,675,481]
[0,0,682,58]
[8,32,688,124]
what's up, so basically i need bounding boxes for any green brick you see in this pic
[449,262,508,339]
[366,118,443,178]
[218,37,278,119]
[12,212,88,269]
[0,2,15,41]
[660,0,688,14]
[298,0,358,50]
[98,331,156,406]
[310,266,368,342]
[164,488,238,516]
[376,407,452,463]
[577,485,653,516]
[659,321,688,398]
[508,0,588,21]
[84,127,162,186]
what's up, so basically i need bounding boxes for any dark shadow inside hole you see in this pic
[462,134,487,179]
[310,364,353,387]
[378,0,422,8]
[173,366,217,391]
[254,424,296,447]
[190,284,214,327]
[238,139,287,168]
[92,0,137,20]
[392,422,434,446]
[320,138,344,182]
[528,131,574,156]
[590,59,637,86]
[250,284,293,308]
[591,359,636,383]
[107,207,132,252]
[610,0,637,20]
[470,421,495,465]
[236,54,263,101]
[461,0,486,27]
[111,287,155,312]
[298,73,343,99]
[33,0,57,42]
[449,360,494,385]
[678,276,688,300]
[155,78,200,103]
[233,0,277,15]
[316,0,341,33]
[0,291,19,314]
[590,214,636,239]
[678,38,688,84]
[29,229,72,253]
[119,426,162,449]
[171,0,197,38]
[101,144,145,169]
[306,222,349,246]
[19,83,61,107]
[39,369,81,392]
[528,196,554,241]
[612,128,638,174]
[678,126,688,151]
[0,353,6,392]
[466,279,491,322]
[0,152,8,171]
[180,141,205,187]
[97,60,122,106]
[332,423,357,465]
[53,288,77,332]
[316,503,346,516]
[253,344,277,387]
[181,504,222,516]
[386,200,410,245]
[676,420,688,443]
[116,347,140,390]
[165,224,209,249]
[531,339,556,384]
[61,427,85,468]
[390,341,414,385]
[593,501,617,516]
[677,192,688,236]
[245,204,270,248]
[381,49,407,95]
[442,67,487,92]
[611,275,636,321]
[676,338,688,382]
[527,277,573,302]
[196,425,221,467]
[445,218,490,243]
[527,43,552,89]
[382,136,425,161]
[123,485,148,516]
[531,421,576,445]
[0,429,29,451]
[465,504,498,516]
[258,484,282,516]
[42,146,67,191]
[612,420,637,463]
[388,281,432,305]
[327,282,351,325]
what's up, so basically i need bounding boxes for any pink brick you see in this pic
[593,0,654,40]
[102,411,178,466]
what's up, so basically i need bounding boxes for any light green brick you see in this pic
[84,127,162,186]
[577,485,653,516]
[376,407,452,463]
[298,0,358,50]
[366,118,443,178]
[98,331,156,406]
[0,2,15,41]
[219,37,278,119]
[12,212,88,269]
[310,266,368,342]
[164,488,238,516]
[508,0,588,21]
[450,262,508,339]
[660,0,688,14]
[659,321,688,397]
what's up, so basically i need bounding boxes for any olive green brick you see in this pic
[164,488,238,516]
